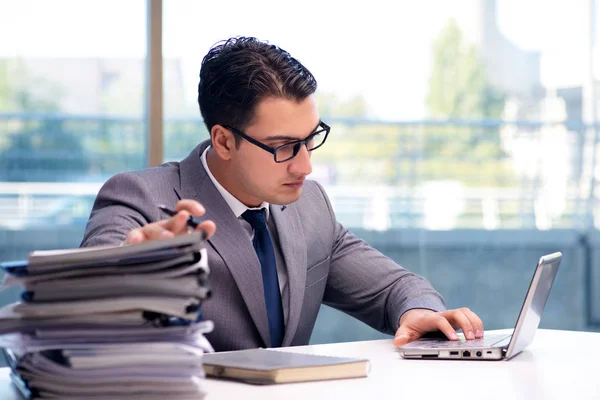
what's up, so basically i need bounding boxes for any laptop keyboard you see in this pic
[423,334,511,349]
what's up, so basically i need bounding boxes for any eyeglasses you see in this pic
[223,121,330,163]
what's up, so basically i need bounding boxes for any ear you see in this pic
[210,125,236,161]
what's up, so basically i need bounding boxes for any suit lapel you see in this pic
[175,142,271,347]
[271,204,307,346]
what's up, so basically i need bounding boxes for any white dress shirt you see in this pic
[201,146,289,322]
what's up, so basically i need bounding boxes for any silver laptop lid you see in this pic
[504,252,562,359]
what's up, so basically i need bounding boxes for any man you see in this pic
[81,37,483,352]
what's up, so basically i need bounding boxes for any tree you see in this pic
[312,92,400,184]
[0,60,11,111]
[0,121,90,181]
[423,18,511,186]
[0,60,90,181]
[427,18,505,119]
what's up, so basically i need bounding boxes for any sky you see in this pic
[0,0,596,119]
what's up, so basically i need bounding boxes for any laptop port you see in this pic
[463,351,471,357]
[450,351,459,356]
[476,351,482,357]
[421,354,439,358]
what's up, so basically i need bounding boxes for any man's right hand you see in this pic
[125,199,216,244]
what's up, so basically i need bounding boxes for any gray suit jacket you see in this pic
[81,141,446,351]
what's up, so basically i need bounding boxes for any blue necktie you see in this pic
[242,209,284,347]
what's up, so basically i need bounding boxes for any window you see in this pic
[0,0,594,347]
[0,0,147,257]
[162,0,598,341]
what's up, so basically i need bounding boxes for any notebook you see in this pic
[202,348,370,384]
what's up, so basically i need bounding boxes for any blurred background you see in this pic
[0,0,599,347]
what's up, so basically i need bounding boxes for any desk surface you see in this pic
[0,329,598,400]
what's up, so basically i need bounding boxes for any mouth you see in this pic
[283,179,305,189]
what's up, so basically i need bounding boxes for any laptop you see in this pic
[398,252,562,361]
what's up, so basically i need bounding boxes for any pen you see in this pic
[158,204,203,230]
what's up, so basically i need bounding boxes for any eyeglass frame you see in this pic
[223,120,331,163]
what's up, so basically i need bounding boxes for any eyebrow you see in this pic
[264,121,321,142]
[263,135,302,141]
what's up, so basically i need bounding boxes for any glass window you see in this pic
[163,0,597,342]
[0,0,148,308]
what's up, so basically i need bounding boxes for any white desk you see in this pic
[0,329,598,400]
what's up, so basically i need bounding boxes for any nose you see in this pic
[287,144,312,176]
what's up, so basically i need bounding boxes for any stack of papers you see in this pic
[0,232,213,399]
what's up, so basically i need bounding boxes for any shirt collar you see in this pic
[201,146,270,220]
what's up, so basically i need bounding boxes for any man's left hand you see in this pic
[393,308,484,347]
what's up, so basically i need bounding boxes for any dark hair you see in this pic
[198,37,317,135]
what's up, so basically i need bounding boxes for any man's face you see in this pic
[230,95,319,206]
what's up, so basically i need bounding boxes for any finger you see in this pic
[176,199,206,217]
[126,228,145,244]
[393,335,411,347]
[393,316,458,347]
[444,309,475,339]
[393,313,458,347]
[141,221,174,241]
[161,210,192,235]
[196,220,216,239]
[393,325,421,347]
[461,307,484,338]
[433,316,459,341]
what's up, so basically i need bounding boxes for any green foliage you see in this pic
[164,120,210,161]
[312,122,405,185]
[308,25,514,188]
[0,59,64,113]
[427,18,505,119]
[0,60,91,181]
[311,122,515,187]
[422,18,511,186]
[0,61,11,111]
[0,119,91,181]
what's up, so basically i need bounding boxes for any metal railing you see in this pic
[0,113,597,230]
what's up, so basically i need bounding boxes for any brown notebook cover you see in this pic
[202,348,370,384]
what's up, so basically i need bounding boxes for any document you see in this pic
[0,232,213,399]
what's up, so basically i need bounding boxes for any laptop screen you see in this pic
[504,252,562,359]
